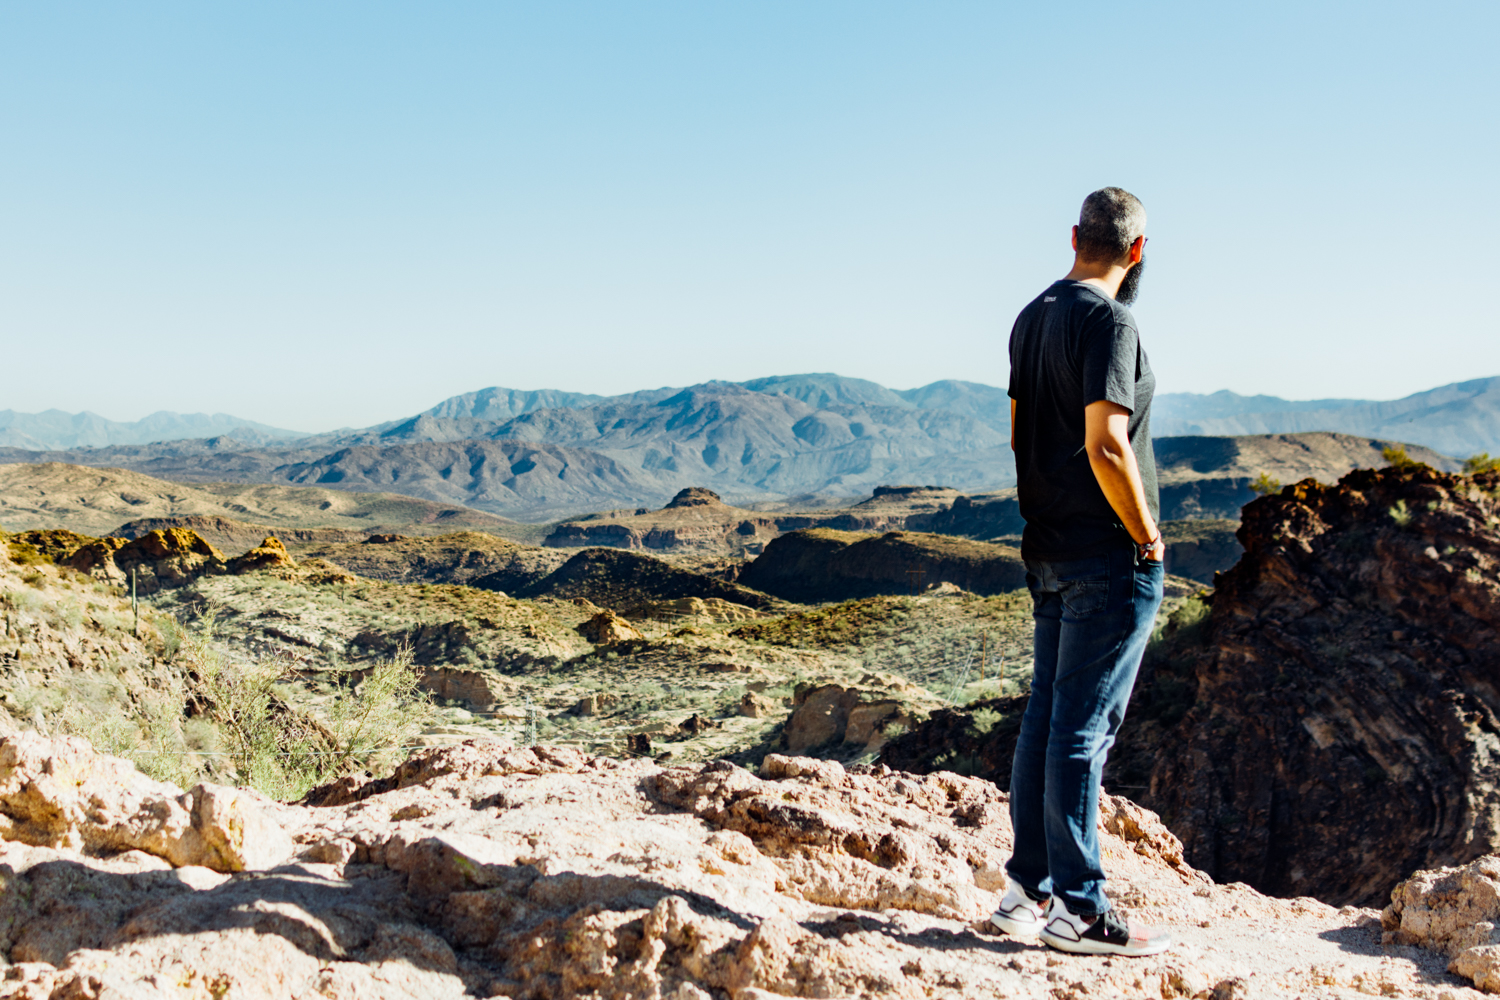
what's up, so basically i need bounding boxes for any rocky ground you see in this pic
[0,731,1486,1000]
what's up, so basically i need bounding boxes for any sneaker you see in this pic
[1038,899,1171,956]
[989,882,1048,936]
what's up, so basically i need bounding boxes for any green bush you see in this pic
[1381,446,1423,471]
[1249,472,1281,496]
[1464,453,1500,475]
[6,542,48,567]
[67,610,431,800]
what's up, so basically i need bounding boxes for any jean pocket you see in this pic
[1054,556,1111,618]
[1059,579,1109,617]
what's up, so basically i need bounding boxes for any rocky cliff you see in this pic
[1106,464,1500,906]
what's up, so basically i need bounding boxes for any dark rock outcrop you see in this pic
[918,493,1025,541]
[1108,465,1500,906]
[1160,519,1244,583]
[740,528,1026,602]
[876,465,1500,908]
[497,548,778,610]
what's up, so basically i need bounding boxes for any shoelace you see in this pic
[1095,908,1132,941]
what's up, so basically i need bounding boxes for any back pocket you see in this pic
[1056,557,1111,618]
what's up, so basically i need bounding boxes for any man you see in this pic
[988,187,1170,957]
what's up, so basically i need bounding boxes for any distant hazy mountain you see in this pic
[739,374,915,412]
[1154,376,1500,456]
[6,372,1494,521]
[0,409,302,450]
[420,387,607,421]
[1153,390,1371,423]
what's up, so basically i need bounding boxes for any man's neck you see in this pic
[1064,256,1129,300]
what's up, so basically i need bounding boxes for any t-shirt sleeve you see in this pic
[1007,317,1021,400]
[1080,309,1140,412]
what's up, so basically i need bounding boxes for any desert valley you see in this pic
[0,372,1496,997]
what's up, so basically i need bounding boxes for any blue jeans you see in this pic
[1006,542,1164,915]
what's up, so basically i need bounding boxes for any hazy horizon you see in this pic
[4,371,1496,437]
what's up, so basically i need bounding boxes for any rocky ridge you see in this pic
[1105,464,1500,907]
[544,486,964,557]
[0,732,1477,999]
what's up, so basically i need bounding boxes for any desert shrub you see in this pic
[50,599,84,631]
[1250,472,1281,496]
[159,615,185,661]
[1389,500,1414,528]
[969,706,1003,736]
[4,589,45,615]
[1381,446,1424,471]
[8,680,65,718]
[59,610,431,800]
[22,570,46,588]
[317,648,432,780]
[93,610,129,633]
[1464,453,1500,475]
[6,541,48,566]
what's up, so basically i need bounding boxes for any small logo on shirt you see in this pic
[1043,296,1057,302]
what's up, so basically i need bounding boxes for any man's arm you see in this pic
[1010,399,1017,451]
[1084,400,1164,561]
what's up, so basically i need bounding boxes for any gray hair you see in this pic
[1076,187,1146,263]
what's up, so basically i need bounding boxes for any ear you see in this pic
[1128,234,1145,264]
[1071,225,1079,252]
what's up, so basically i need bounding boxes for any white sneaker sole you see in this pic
[989,907,1046,936]
[1039,926,1172,956]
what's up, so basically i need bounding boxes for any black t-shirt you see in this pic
[1008,279,1158,560]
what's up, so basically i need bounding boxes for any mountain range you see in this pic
[1152,376,1500,456]
[0,373,1493,520]
[0,409,300,450]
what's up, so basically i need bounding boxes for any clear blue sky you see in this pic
[3,2,1496,432]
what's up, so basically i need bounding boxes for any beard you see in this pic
[1116,253,1146,306]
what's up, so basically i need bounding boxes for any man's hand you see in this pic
[1084,400,1161,558]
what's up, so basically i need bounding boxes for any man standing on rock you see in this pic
[988,187,1170,956]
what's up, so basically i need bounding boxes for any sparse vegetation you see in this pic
[1381,446,1424,471]
[1465,453,1500,475]
[1389,500,1414,528]
[1250,472,1281,496]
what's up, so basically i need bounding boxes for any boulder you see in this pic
[111,528,228,593]
[226,535,298,575]
[782,682,913,755]
[569,692,621,717]
[576,611,643,645]
[416,667,505,712]
[0,732,292,872]
[1384,855,1500,992]
[738,691,780,718]
[61,535,129,580]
